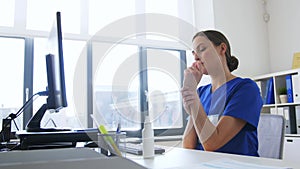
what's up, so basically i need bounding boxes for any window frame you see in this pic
[0,36,33,130]
[141,47,188,137]
[88,44,188,137]
[0,35,189,136]
[0,0,196,136]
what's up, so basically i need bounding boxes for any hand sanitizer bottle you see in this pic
[142,116,154,158]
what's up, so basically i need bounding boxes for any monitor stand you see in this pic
[26,104,70,132]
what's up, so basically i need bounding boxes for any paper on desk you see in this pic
[196,158,291,169]
[167,158,291,169]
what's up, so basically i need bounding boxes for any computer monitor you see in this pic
[26,11,68,132]
[45,11,67,110]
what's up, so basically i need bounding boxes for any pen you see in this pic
[99,125,122,156]
[116,122,121,134]
[90,114,122,156]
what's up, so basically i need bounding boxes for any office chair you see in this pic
[257,113,285,159]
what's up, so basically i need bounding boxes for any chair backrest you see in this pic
[257,114,285,159]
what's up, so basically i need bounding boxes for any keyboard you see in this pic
[16,129,99,150]
[119,143,165,155]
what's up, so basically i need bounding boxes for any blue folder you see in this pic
[286,75,294,103]
[266,78,275,104]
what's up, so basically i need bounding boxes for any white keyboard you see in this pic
[119,143,165,155]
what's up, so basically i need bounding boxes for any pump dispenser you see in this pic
[142,116,154,158]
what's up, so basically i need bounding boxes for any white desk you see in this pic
[0,147,298,169]
[128,147,299,169]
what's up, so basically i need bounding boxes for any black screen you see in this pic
[46,11,67,110]
[26,11,68,132]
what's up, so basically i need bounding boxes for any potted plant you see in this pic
[278,87,287,103]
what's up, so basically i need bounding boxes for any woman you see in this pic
[181,30,263,156]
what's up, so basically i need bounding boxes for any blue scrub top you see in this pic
[195,77,263,156]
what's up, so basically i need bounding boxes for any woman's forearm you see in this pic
[188,101,246,151]
[182,119,197,149]
[187,97,217,149]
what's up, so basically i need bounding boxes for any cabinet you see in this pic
[253,69,300,135]
[283,135,300,163]
[253,69,300,161]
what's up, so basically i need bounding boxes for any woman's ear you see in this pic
[220,43,227,56]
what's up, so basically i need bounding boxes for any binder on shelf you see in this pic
[292,74,300,103]
[270,107,277,115]
[258,80,269,104]
[256,81,263,100]
[286,75,294,103]
[295,105,300,134]
[261,80,269,104]
[277,107,284,121]
[282,106,297,134]
[283,107,291,134]
[266,78,275,104]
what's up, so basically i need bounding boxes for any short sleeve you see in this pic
[223,79,263,128]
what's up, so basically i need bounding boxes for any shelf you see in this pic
[252,68,300,81]
[255,69,300,160]
[263,102,300,108]
[262,104,276,107]
[254,69,300,136]
[276,102,300,107]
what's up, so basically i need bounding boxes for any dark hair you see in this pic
[192,30,239,72]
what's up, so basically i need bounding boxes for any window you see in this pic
[145,0,179,41]
[146,49,183,129]
[0,0,196,136]
[0,37,24,131]
[27,0,81,33]
[93,43,140,131]
[88,0,136,36]
[145,0,178,17]
[92,44,186,136]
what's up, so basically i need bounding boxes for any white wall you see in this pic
[267,0,300,72]
[212,0,270,77]
[201,0,300,76]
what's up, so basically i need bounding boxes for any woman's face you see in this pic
[192,36,223,75]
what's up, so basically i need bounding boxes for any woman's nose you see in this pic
[194,54,201,61]
[192,51,200,61]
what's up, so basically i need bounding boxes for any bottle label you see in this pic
[143,138,154,158]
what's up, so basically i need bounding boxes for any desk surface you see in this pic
[129,147,299,169]
[0,148,145,169]
[0,147,298,169]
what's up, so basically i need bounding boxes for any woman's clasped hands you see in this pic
[181,62,203,114]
